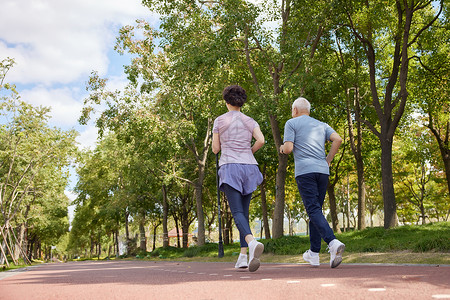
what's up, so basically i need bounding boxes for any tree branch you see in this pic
[408,0,443,47]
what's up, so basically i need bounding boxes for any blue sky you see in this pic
[0,0,159,212]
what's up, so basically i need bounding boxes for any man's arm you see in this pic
[326,132,342,166]
[279,141,294,155]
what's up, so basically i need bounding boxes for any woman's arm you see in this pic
[252,127,265,154]
[212,132,221,154]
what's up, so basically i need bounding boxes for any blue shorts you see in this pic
[218,164,263,195]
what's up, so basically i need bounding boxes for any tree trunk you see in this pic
[260,164,271,239]
[438,138,450,196]
[288,212,294,236]
[327,185,341,234]
[139,216,146,252]
[27,235,34,261]
[194,182,205,246]
[90,237,94,258]
[97,242,101,260]
[162,184,169,247]
[181,195,190,248]
[380,136,398,228]
[270,115,288,239]
[182,221,189,249]
[190,121,211,247]
[115,228,119,258]
[14,223,26,262]
[346,175,351,230]
[356,159,366,230]
[125,210,131,254]
[346,86,366,230]
[174,219,181,248]
[37,240,41,260]
[152,225,159,251]
[0,240,8,266]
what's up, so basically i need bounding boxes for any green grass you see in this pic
[134,222,450,265]
[338,222,450,253]
[258,222,450,255]
[1,260,43,272]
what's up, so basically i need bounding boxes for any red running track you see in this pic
[0,260,449,299]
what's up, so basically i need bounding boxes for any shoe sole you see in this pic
[248,258,260,272]
[330,244,345,268]
[235,265,248,269]
[303,254,320,267]
[249,243,264,272]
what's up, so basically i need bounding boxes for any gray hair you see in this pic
[292,97,311,113]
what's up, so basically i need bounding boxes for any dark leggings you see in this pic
[222,184,252,248]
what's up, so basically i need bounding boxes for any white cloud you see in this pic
[20,86,84,127]
[77,126,99,151]
[0,0,157,85]
[64,190,78,205]
[107,74,131,92]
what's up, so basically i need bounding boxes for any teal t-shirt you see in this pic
[283,115,335,177]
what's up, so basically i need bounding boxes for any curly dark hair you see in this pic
[222,85,247,107]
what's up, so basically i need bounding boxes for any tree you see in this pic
[394,121,448,224]
[1,58,76,264]
[141,0,339,238]
[411,5,450,196]
[337,0,444,228]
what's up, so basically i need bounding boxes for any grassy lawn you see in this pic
[140,222,450,265]
[2,222,449,271]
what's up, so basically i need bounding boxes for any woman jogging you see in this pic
[212,85,265,272]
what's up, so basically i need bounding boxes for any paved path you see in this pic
[0,260,449,299]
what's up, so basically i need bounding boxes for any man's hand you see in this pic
[280,142,293,155]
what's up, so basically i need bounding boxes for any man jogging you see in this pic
[279,97,345,268]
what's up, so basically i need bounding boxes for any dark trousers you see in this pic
[296,173,336,253]
[222,184,252,248]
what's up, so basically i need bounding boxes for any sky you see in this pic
[0,0,159,212]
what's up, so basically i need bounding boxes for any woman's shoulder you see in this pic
[214,111,231,121]
[238,111,256,121]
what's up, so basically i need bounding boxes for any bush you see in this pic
[263,235,310,255]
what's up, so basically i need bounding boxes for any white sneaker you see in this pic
[248,240,264,272]
[235,254,248,269]
[328,239,345,268]
[303,250,320,267]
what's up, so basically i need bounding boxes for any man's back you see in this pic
[283,115,335,176]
